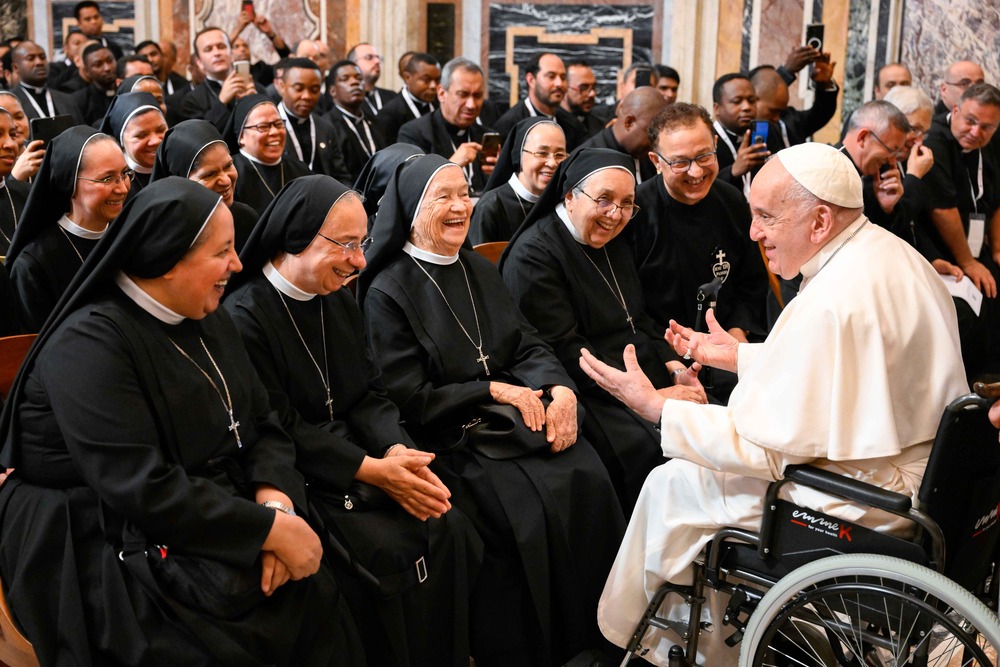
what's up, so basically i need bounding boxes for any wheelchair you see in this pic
[620,383,1000,667]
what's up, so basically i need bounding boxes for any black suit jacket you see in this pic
[281,112,353,185]
[492,100,586,151]
[779,84,839,147]
[577,126,657,184]
[179,80,233,128]
[71,84,115,126]
[397,109,493,193]
[12,84,84,125]
[324,106,388,184]
[363,86,399,117]
[375,91,436,145]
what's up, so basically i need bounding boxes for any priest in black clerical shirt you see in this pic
[71,43,118,125]
[561,60,605,142]
[712,73,782,197]
[632,103,768,401]
[499,148,708,512]
[0,107,29,260]
[577,87,665,185]
[397,57,496,195]
[275,58,352,185]
[492,52,585,151]
[374,52,440,145]
[10,41,85,125]
[324,60,387,185]
[179,27,256,128]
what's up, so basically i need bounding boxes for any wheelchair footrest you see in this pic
[722,585,759,647]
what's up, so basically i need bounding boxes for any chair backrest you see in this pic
[473,242,508,265]
[0,335,37,402]
[917,391,1000,591]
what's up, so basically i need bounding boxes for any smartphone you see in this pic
[805,23,825,52]
[480,132,501,163]
[234,60,251,78]
[751,120,769,147]
[241,0,255,20]
[29,115,74,144]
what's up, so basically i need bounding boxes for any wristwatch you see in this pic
[260,500,296,516]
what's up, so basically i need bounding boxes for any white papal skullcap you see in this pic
[775,142,863,209]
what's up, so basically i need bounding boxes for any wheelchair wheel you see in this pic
[738,554,1000,667]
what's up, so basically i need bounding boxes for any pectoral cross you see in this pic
[324,392,334,421]
[228,410,243,448]
[476,347,491,376]
[626,313,636,334]
[715,249,727,264]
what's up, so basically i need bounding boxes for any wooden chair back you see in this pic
[0,335,36,402]
[473,242,508,265]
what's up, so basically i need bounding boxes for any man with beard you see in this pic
[397,57,497,194]
[348,43,397,116]
[494,52,585,150]
[375,52,440,144]
[561,59,604,141]
[275,58,352,183]
[10,41,84,124]
[179,27,256,127]
[712,73,783,198]
[325,60,387,183]
[71,43,118,124]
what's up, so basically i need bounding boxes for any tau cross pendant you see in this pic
[228,410,243,448]
[324,392,334,421]
[626,313,636,334]
[476,347,491,376]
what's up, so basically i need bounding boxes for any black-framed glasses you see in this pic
[576,189,639,218]
[242,120,286,133]
[944,78,983,89]
[867,131,904,158]
[318,233,374,254]
[655,150,717,173]
[568,83,600,96]
[77,168,135,186]
[522,148,569,162]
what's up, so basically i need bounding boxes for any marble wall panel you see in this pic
[901,0,1000,102]
[842,0,870,121]
[486,2,656,107]
[0,3,27,43]
[51,0,135,58]
[192,0,319,65]
[759,0,805,76]
[740,0,752,72]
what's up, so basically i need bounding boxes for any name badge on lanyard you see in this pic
[967,149,985,258]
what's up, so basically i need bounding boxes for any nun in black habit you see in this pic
[151,119,260,252]
[225,174,482,667]
[8,126,131,332]
[0,177,364,667]
[359,154,625,667]
[0,105,29,260]
[98,92,168,191]
[222,95,311,215]
[353,142,425,233]
[498,148,709,513]
[469,117,566,245]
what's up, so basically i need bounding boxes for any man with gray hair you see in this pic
[398,57,497,193]
[580,141,968,665]
[837,100,911,232]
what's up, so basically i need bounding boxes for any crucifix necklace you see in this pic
[578,246,636,333]
[57,227,85,264]
[168,336,242,448]
[277,293,334,420]
[409,255,491,375]
[246,158,285,199]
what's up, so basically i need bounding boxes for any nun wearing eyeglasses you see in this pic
[223,95,311,215]
[359,154,625,667]
[99,92,169,192]
[225,174,482,666]
[469,117,567,245]
[8,126,131,331]
[0,177,365,666]
[498,147,708,514]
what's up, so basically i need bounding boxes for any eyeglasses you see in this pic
[522,148,569,162]
[959,114,999,134]
[867,131,904,158]
[77,168,135,186]
[568,84,600,95]
[944,78,984,89]
[242,120,286,133]
[576,189,639,218]
[655,150,717,173]
[317,233,374,255]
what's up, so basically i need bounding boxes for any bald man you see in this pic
[576,87,666,184]
[936,60,985,115]
[587,142,967,665]
[874,62,912,100]
[751,60,838,148]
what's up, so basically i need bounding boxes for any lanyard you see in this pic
[21,85,54,117]
[778,119,791,148]
[278,104,317,170]
[364,89,383,116]
[634,158,642,185]
[402,89,425,120]
[336,106,375,157]
[713,120,751,198]
[447,135,474,184]
[969,149,984,215]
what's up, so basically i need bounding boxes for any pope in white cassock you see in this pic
[580,142,970,665]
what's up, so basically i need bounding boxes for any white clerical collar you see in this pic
[125,153,152,174]
[799,213,869,286]
[0,177,6,191]
[335,104,364,122]
[555,203,586,244]
[115,271,186,324]
[508,173,539,202]
[20,81,46,94]
[239,148,282,167]
[280,102,308,122]
[402,241,459,265]
[263,261,316,301]
[206,75,227,85]
[58,213,107,239]
[524,98,554,120]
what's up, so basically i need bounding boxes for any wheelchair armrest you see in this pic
[779,465,912,513]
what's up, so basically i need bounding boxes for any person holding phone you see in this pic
[0,107,30,260]
[0,91,44,182]
[397,58,498,195]
[711,73,781,198]
[179,27,257,127]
